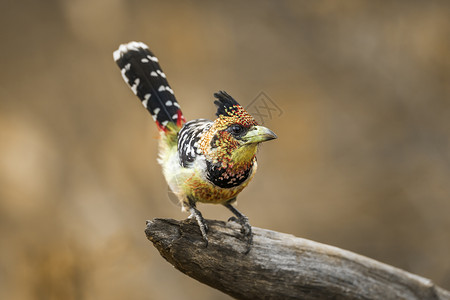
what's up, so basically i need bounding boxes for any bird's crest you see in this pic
[214,91,242,117]
[213,91,258,128]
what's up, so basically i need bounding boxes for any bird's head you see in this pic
[199,91,277,168]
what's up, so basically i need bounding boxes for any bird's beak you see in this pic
[242,125,277,144]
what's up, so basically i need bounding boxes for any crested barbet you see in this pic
[113,41,277,247]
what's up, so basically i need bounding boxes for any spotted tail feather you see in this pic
[113,41,185,132]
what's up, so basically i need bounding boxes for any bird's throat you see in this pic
[230,143,258,167]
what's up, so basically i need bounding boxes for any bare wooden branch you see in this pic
[145,218,450,300]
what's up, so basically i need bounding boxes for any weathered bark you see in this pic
[145,218,450,300]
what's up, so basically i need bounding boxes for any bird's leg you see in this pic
[224,200,253,252]
[187,197,209,246]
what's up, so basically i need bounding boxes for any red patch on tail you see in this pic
[176,109,186,128]
[155,120,166,132]
[155,109,185,133]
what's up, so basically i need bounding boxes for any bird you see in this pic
[113,41,276,248]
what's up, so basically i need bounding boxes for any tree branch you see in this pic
[145,218,450,300]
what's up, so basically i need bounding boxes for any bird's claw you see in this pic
[228,216,250,234]
[188,204,209,247]
[241,220,252,236]
[197,218,209,247]
[228,216,237,222]
[228,215,253,253]
[203,221,209,233]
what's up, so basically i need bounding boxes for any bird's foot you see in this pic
[228,215,253,254]
[189,207,209,247]
[197,219,209,247]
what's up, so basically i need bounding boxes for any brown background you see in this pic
[1,1,449,299]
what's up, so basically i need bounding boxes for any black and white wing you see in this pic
[177,119,212,168]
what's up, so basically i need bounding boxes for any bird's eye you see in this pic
[229,124,244,135]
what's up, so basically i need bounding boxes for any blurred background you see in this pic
[1,0,449,299]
